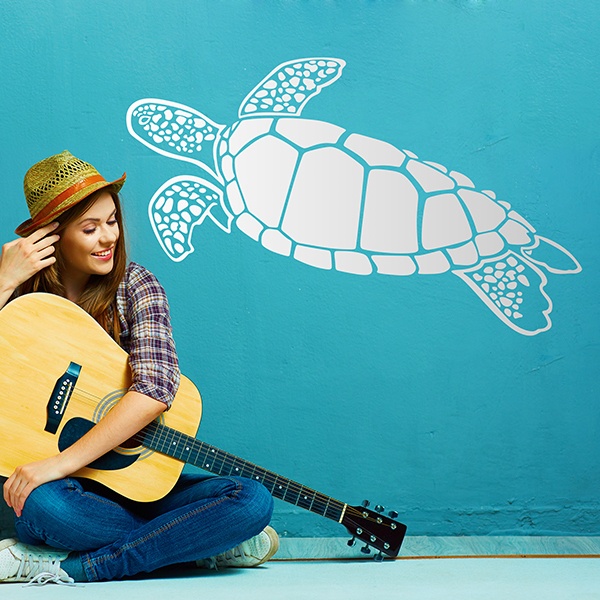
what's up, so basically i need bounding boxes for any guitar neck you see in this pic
[137,421,347,523]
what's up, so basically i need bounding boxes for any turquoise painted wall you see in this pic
[1,1,598,538]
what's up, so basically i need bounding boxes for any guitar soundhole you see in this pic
[120,436,142,450]
[94,389,165,458]
[115,417,165,457]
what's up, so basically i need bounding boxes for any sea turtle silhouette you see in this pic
[126,57,581,335]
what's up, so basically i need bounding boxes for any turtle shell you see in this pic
[218,118,535,275]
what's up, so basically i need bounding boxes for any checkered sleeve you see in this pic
[120,263,180,409]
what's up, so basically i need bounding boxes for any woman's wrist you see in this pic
[0,277,17,310]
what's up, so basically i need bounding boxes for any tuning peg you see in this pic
[360,544,371,555]
[375,504,384,513]
[388,510,399,519]
[374,552,384,562]
[347,537,356,547]
[361,499,370,508]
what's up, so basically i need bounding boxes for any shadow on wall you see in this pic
[0,478,16,539]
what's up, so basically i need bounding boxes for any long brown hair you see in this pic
[16,188,128,340]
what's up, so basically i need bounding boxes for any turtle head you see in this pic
[127,99,226,184]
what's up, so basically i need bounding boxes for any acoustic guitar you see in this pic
[0,293,406,559]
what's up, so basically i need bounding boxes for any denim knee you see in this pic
[16,478,143,552]
[20,479,71,516]
[15,479,76,545]
[237,477,274,530]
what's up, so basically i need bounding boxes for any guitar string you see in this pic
[69,390,388,525]
[67,389,393,526]
[135,420,389,524]
[69,390,387,525]
[68,389,344,512]
[134,419,392,527]
[131,421,352,519]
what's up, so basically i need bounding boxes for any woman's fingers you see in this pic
[29,222,60,243]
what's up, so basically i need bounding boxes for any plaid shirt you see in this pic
[115,262,180,409]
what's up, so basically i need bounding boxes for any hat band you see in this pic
[33,174,106,224]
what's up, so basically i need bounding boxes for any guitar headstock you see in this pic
[342,500,407,559]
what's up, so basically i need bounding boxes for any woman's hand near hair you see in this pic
[0,222,60,309]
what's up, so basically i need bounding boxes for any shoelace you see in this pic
[222,547,246,560]
[13,548,74,586]
[203,545,248,570]
[24,572,76,587]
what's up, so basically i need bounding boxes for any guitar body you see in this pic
[0,293,407,556]
[0,293,202,502]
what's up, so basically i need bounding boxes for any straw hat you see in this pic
[16,150,126,236]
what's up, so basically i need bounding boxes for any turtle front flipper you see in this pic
[238,57,345,119]
[149,175,233,262]
[454,252,553,335]
[127,99,225,182]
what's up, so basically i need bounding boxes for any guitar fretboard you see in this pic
[138,422,346,522]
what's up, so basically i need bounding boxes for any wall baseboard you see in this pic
[274,536,600,560]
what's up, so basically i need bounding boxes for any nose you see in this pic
[99,224,119,244]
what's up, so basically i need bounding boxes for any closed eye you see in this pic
[83,219,118,235]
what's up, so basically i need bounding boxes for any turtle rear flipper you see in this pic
[238,57,345,119]
[127,98,225,181]
[455,252,552,335]
[149,176,232,262]
[522,235,582,274]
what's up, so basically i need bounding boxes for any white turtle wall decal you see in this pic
[126,57,581,336]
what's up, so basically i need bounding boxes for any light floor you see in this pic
[1,537,599,599]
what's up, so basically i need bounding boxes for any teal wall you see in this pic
[1,1,598,537]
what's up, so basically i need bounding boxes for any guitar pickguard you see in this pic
[59,417,140,471]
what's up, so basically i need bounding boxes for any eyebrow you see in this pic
[78,211,117,225]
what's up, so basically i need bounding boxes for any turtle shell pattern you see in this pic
[217,116,535,276]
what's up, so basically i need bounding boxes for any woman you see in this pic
[0,151,277,584]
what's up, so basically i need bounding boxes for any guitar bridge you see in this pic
[45,362,81,434]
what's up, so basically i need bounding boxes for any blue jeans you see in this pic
[15,474,274,582]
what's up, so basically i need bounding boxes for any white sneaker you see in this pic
[0,538,74,585]
[199,526,279,569]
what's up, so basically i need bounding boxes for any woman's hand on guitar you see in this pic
[3,454,68,518]
[0,223,60,296]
